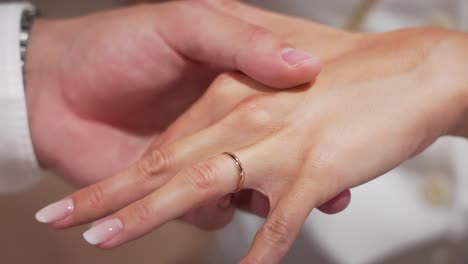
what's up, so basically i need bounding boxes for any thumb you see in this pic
[156,1,321,88]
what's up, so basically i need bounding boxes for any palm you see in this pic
[28,11,216,186]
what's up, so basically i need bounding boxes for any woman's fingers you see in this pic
[83,153,246,248]
[35,161,169,227]
[179,194,236,230]
[36,116,249,228]
[152,74,258,229]
[153,74,287,230]
[241,180,319,264]
[155,73,267,148]
[37,94,278,228]
[234,188,351,218]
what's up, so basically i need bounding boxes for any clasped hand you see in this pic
[33,1,468,264]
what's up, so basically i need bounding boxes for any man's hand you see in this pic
[25,1,321,187]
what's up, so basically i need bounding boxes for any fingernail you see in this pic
[281,47,319,67]
[83,218,123,245]
[218,195,232,209]
[90,216,110,228]
[35,198,74,224]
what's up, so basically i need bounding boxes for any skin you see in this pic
[27,0,356,230]
[37,2,468,263]
[26,1,322,186]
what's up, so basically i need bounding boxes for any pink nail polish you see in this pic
[83,218,123,245]
[281,47,320,67]
[90,216,110,228]
[35,198,74,224]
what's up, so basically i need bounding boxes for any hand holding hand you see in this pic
[26,0,321,187]
[35,2,468,263]
[38,21,468,264]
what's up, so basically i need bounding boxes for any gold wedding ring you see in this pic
[223,152,245,193]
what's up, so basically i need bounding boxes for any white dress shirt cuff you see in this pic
[0,3,45,194]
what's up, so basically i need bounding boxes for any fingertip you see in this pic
[246,47,322,89]
[82,218,123,248]
[278,47,322,87]
[34,198,74,225]
[281,47,321,69]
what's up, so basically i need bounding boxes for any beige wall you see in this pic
[31,0,119,17]
[0,176,213,264]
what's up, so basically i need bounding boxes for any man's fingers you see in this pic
[157,1,321,89]
[200,0,276,26]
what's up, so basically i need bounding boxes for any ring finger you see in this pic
[83,149,255,248]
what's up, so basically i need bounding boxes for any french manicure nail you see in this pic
[281,47,320,67]
[90,216,110,228]
[83,218,123,245]
[35,198,74,224]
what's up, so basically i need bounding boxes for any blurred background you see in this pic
[0,175,212,264]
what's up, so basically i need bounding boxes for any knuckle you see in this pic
[308,148,340,174]
[234,96,274,129]
[259,214,292,251]
[86,184,105,208]
[306,140,343,178]
[137,149,171,180]
[244,25,275,48]
[130,201,155,224]
[183,162,219,192]
[305,147,344,205]
[209,73,240,100]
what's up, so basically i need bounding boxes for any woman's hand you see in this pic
[25,1,321,187]
[34,2,468,263]
[30,0,353,238]
[36,24,468,263]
